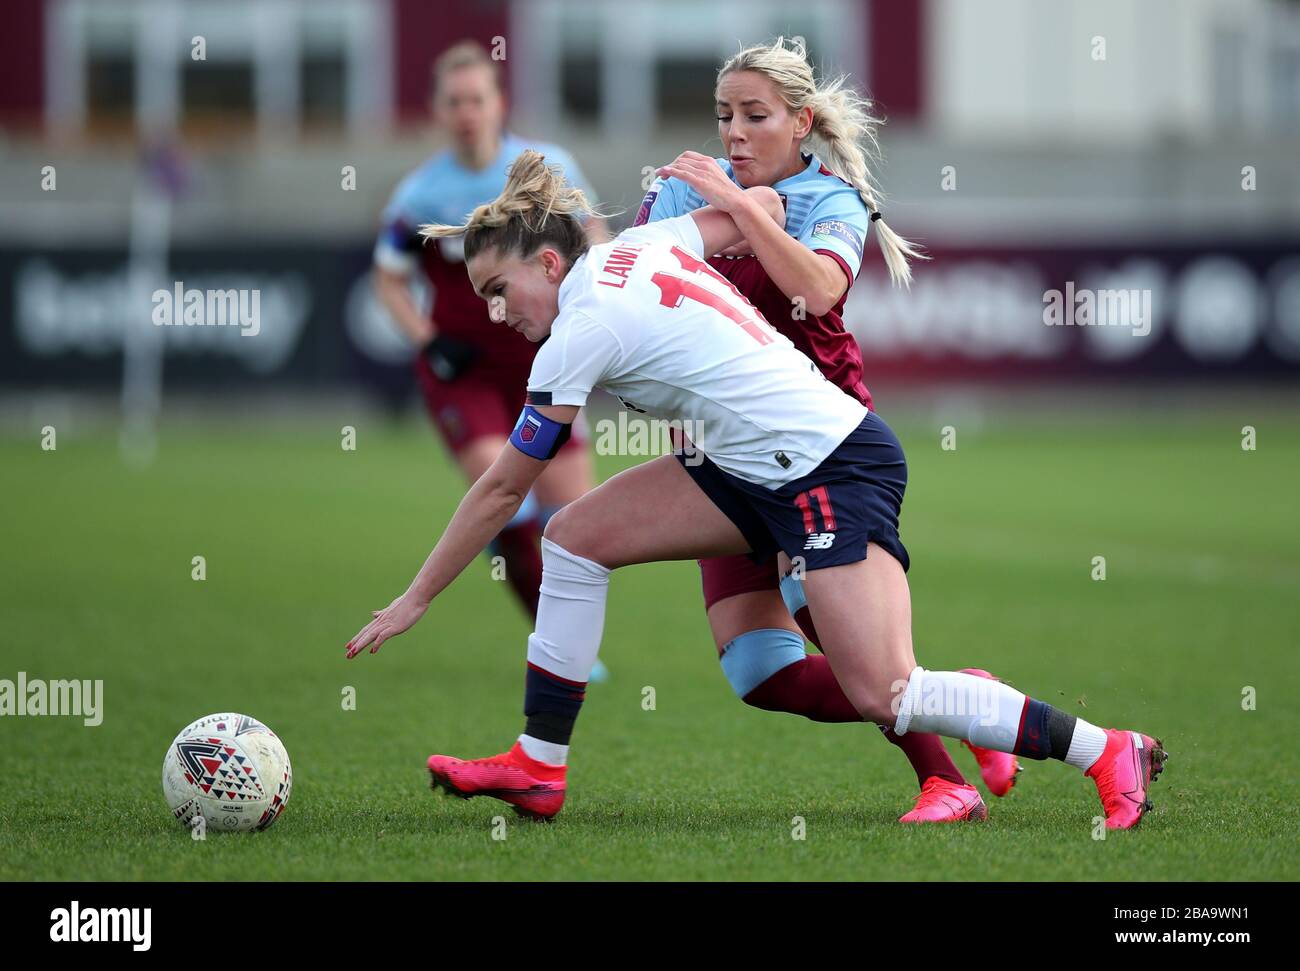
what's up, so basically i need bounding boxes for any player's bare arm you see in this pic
[662,150,846,315]
[656,152,784,254]
[346,404,578,657]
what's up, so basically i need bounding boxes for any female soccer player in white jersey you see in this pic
[373,42,608,681]
[346,150,1167,832]
[632,37,1014,823]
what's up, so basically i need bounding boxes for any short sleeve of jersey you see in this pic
[631,175,687,226]
[798,190,872,287]
[612,213,704,256]
[525,310,626,408]
[373,173,425,275]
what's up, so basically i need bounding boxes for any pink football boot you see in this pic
[1086,729,1167,830]
[899,777,989,823]
[428,741,567,820]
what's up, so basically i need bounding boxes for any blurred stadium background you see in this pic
[2,0,1298,881]
[2,0,1298,425]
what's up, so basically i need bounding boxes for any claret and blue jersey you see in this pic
[637,151,871,287]
[634,151,875,407]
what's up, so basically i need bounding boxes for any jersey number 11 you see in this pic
[650,246,776,346]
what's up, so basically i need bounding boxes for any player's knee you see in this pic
[542,502,611,566]
[719,628,807,700]
[857,666,914,725]
[537,503,563,532]
[541,501,581,549]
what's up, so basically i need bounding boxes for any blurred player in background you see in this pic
[634,38,1015,821]
[373,42,610,678]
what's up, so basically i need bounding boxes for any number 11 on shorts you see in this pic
[794,485,837,533]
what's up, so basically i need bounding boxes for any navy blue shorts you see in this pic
[677,411,910,573]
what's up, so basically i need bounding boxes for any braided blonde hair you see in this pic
[420,149,597,266]
[719,36,927,287]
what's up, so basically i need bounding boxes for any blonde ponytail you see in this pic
[720,37,928,287]
[420,149,597,265]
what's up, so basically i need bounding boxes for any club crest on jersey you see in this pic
[811,220,863,260]
[520,414,542,443]
[804,532,836,550]
[635,189,659,225]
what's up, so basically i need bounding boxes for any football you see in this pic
[161,712,292,833]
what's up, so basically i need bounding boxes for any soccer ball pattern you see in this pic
[162,713,293,833]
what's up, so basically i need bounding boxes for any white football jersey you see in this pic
[526,214,868,488]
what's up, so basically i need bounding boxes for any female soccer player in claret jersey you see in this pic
[631,37,1011,823]
[372,41,608,680]
[345,150,1168,832]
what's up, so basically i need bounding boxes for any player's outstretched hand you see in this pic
[345,593,429,658]
[657,151,746,214]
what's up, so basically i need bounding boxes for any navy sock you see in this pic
[523,663,586,745]
[1015,699,1078,761]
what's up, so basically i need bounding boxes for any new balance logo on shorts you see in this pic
[804,532,836,550]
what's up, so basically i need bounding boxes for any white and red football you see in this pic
[161,712,292,833]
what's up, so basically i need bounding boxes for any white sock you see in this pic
[894,668,1114,771]
[894,667,1026,751]
[526,537,612,683]
[1064,720,1109,771]
[518,734,568,766]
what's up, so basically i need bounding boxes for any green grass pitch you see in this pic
[2,400,1298,880]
